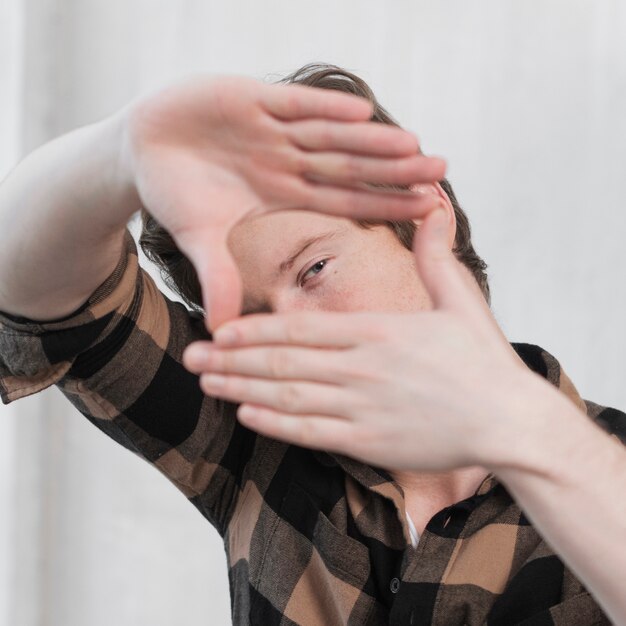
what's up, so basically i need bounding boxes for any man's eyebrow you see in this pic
[277,230,338,276]
[240,230,339,316]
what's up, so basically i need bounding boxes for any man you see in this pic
[0,64,624,625]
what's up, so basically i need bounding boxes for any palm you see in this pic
[125,75,446,329]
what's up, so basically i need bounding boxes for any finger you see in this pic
[412,208,489,320]
[299,152,446,186]
[237,403,355,453]
[286,120,420,157]
[184,232,243,332]
[199,374,354,417]
[184,344,361,385]
[261,83,373,121]
[301,181,442,221]
[212,311,383,348]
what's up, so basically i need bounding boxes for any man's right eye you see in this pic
[300,258,329,286]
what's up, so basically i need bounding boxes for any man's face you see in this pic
[228,210,435,317]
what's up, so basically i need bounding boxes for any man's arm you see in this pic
[495,393,626,626]
[0,110,139,320]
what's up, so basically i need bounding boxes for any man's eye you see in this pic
[300,259,328,286]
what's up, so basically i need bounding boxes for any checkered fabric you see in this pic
[1,230,624,625]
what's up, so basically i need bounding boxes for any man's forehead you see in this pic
[231,212,351,263]
[232,209,350,239]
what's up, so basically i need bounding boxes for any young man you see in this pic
[0,65,624,625]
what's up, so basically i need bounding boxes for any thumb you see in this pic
[412,207,472,313]
[187,234,243,333]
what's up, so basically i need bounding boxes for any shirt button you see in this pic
[390,577,400,593]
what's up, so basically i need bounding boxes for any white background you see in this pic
[0,1,625,624]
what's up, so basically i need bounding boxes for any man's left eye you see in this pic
[300,259,328,286]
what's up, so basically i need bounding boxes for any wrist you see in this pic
[481,370,592,480]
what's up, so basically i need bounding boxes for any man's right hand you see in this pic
[121,75,446,330]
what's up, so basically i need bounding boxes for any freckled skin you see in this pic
[228,210,434,316]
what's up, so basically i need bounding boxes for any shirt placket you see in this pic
[389,477,501,625]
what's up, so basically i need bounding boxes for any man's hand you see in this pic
[182,208,566,472]
[122,75,446,330]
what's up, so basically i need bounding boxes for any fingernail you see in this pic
[430,156,447,171]
[214,326,238,345]
[433,206,448,236]
[184,344,206,367]
[238,405,259,421]
[203,374,226,387]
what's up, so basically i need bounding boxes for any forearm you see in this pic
[494,387,626,625]
[0,106,141,321]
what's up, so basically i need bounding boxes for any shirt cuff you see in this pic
[0,229,139,403]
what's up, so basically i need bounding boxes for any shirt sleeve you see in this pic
[0,229,259,535]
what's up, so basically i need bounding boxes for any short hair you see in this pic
[140,63,490,313]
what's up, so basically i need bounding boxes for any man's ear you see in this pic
[410,183,456,250]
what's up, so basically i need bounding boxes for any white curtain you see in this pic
[1,1,625,624]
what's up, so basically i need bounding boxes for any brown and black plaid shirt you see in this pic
[1,230,624,625]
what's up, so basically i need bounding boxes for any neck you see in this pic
[389,465,490,510]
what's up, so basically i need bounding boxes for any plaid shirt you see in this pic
[1,230,624,626]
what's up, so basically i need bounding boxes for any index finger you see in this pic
[261,83,374,121]
[213,311,384,347]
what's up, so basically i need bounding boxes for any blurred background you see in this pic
[0,0,625,624]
